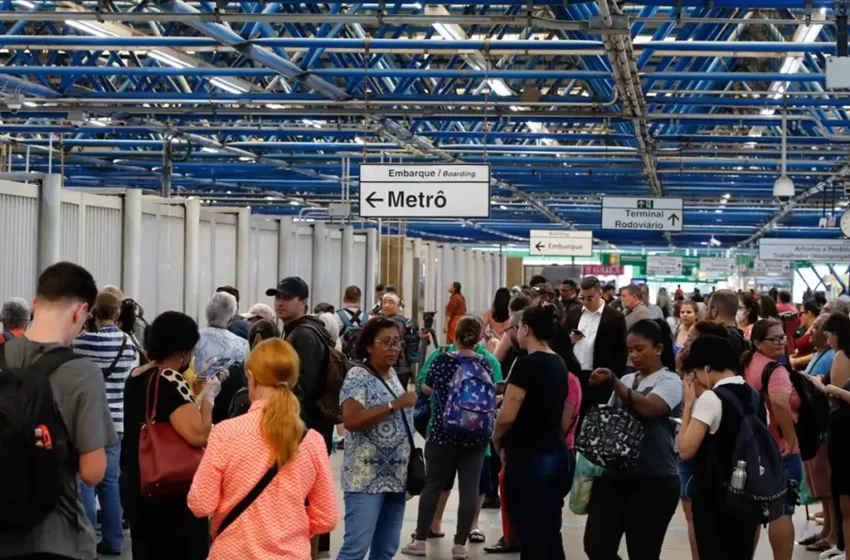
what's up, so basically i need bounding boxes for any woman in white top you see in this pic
[678,334,763,559]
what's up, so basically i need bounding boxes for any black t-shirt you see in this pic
[502,352,568,453]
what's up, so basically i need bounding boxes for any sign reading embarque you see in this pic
[358,164,491,218]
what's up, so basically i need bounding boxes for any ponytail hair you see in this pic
[246,338,305,468]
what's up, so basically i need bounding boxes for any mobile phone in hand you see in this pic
[198,357,233,379]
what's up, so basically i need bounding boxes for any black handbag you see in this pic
[366,365,426,497]
[576,405,644,469]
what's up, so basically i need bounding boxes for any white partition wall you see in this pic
[249,218,279,309]
[402,238,415,304]
[326,229,343,307]
[61,202,80,263]
[352,235,368,299]
[59,190,124,289]
[140,201,186,318]
[0,181,39,305]
[294,226,314,302]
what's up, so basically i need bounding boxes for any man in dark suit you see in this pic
[567,276,628,419]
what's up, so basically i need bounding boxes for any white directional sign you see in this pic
[529,230,593,257]
[759,238,850,263]
[699,257,736,276]
[646,256,683,276]
[601,197,684,232]
[753,259,792,275]
[358,164,490,218]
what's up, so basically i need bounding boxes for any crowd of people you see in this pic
[0,263,849,560]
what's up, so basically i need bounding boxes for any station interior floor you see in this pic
[103,449,828,559]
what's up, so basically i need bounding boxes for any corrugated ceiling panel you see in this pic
[84,205,122,289]
[0,193,38,306]
[61,202,79,263]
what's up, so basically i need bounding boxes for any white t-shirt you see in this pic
[691,376,747,434]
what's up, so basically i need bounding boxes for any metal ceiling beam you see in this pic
[163,0,576,233]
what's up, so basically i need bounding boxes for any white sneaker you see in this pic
[819,547,843,560]
[452,544,469,559]
[401,539,427,557]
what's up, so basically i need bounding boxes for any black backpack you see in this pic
[762,361,830,461]
[714,385,788,526]
[0,344,79,530]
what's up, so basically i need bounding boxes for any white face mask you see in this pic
[736,310,747,325]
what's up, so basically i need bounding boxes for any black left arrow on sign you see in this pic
[365,192,384,208]
[535,241,545,251]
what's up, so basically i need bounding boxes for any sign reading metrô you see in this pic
[759,238,850,263]
[529,230,593,257]
[601,197,684,232]
[358,163,490,218]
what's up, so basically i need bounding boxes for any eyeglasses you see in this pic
[766,335,787,344]
[375,337,402,348]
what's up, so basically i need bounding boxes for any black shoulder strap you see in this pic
[362,363,416,448]
[714,385,759,418]
[217,427,309,537]
[103,335,128,380]
[761,361,783,395]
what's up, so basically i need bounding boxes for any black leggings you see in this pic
[584,475,680,560]
[692,498,757,559]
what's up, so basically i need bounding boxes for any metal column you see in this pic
[341,225,354,292]
[365,228,377,309]
[312,221,328,307]
[236,207,251,312]
[122,188,142,299]
[38,173,61,273]
[184,198,200,320]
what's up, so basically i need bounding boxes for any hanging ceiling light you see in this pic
[773,108,795,198]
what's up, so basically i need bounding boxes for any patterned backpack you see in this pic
[442,353,497,438]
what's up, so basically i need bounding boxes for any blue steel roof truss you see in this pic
[0,0,846,248]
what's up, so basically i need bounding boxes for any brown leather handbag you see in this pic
[139,369,204,497]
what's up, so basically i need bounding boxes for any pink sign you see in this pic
[582,265,624,276]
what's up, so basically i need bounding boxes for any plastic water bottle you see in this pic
[731,460,747,490]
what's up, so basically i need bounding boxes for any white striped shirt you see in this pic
[73,326,139,436]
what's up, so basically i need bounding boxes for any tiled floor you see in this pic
[103,451,830,559]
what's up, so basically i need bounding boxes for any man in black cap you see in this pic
[267,277,335,558]
[266,277,334,449]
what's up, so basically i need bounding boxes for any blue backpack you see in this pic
[441,353,497,438]
[337,309,368,358]
[715,385,788,526]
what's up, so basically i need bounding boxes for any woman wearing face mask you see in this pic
[121,311,222,560]
[737,293,760,341]
[584,319,682,560]
[677,335,763,558]
[674,301,699,354]
[741,318,802,560]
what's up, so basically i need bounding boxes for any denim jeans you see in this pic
[337,492,406,560]
[782,453,803,516]
[81,441,123,552]
[505,448,573,560]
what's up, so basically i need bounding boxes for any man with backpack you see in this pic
[268,276,348,559]
[336,285,368,357]
[0,297,30,343]
[708,290,747,357]
[380,292,419,390]
[0,262,116,560]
